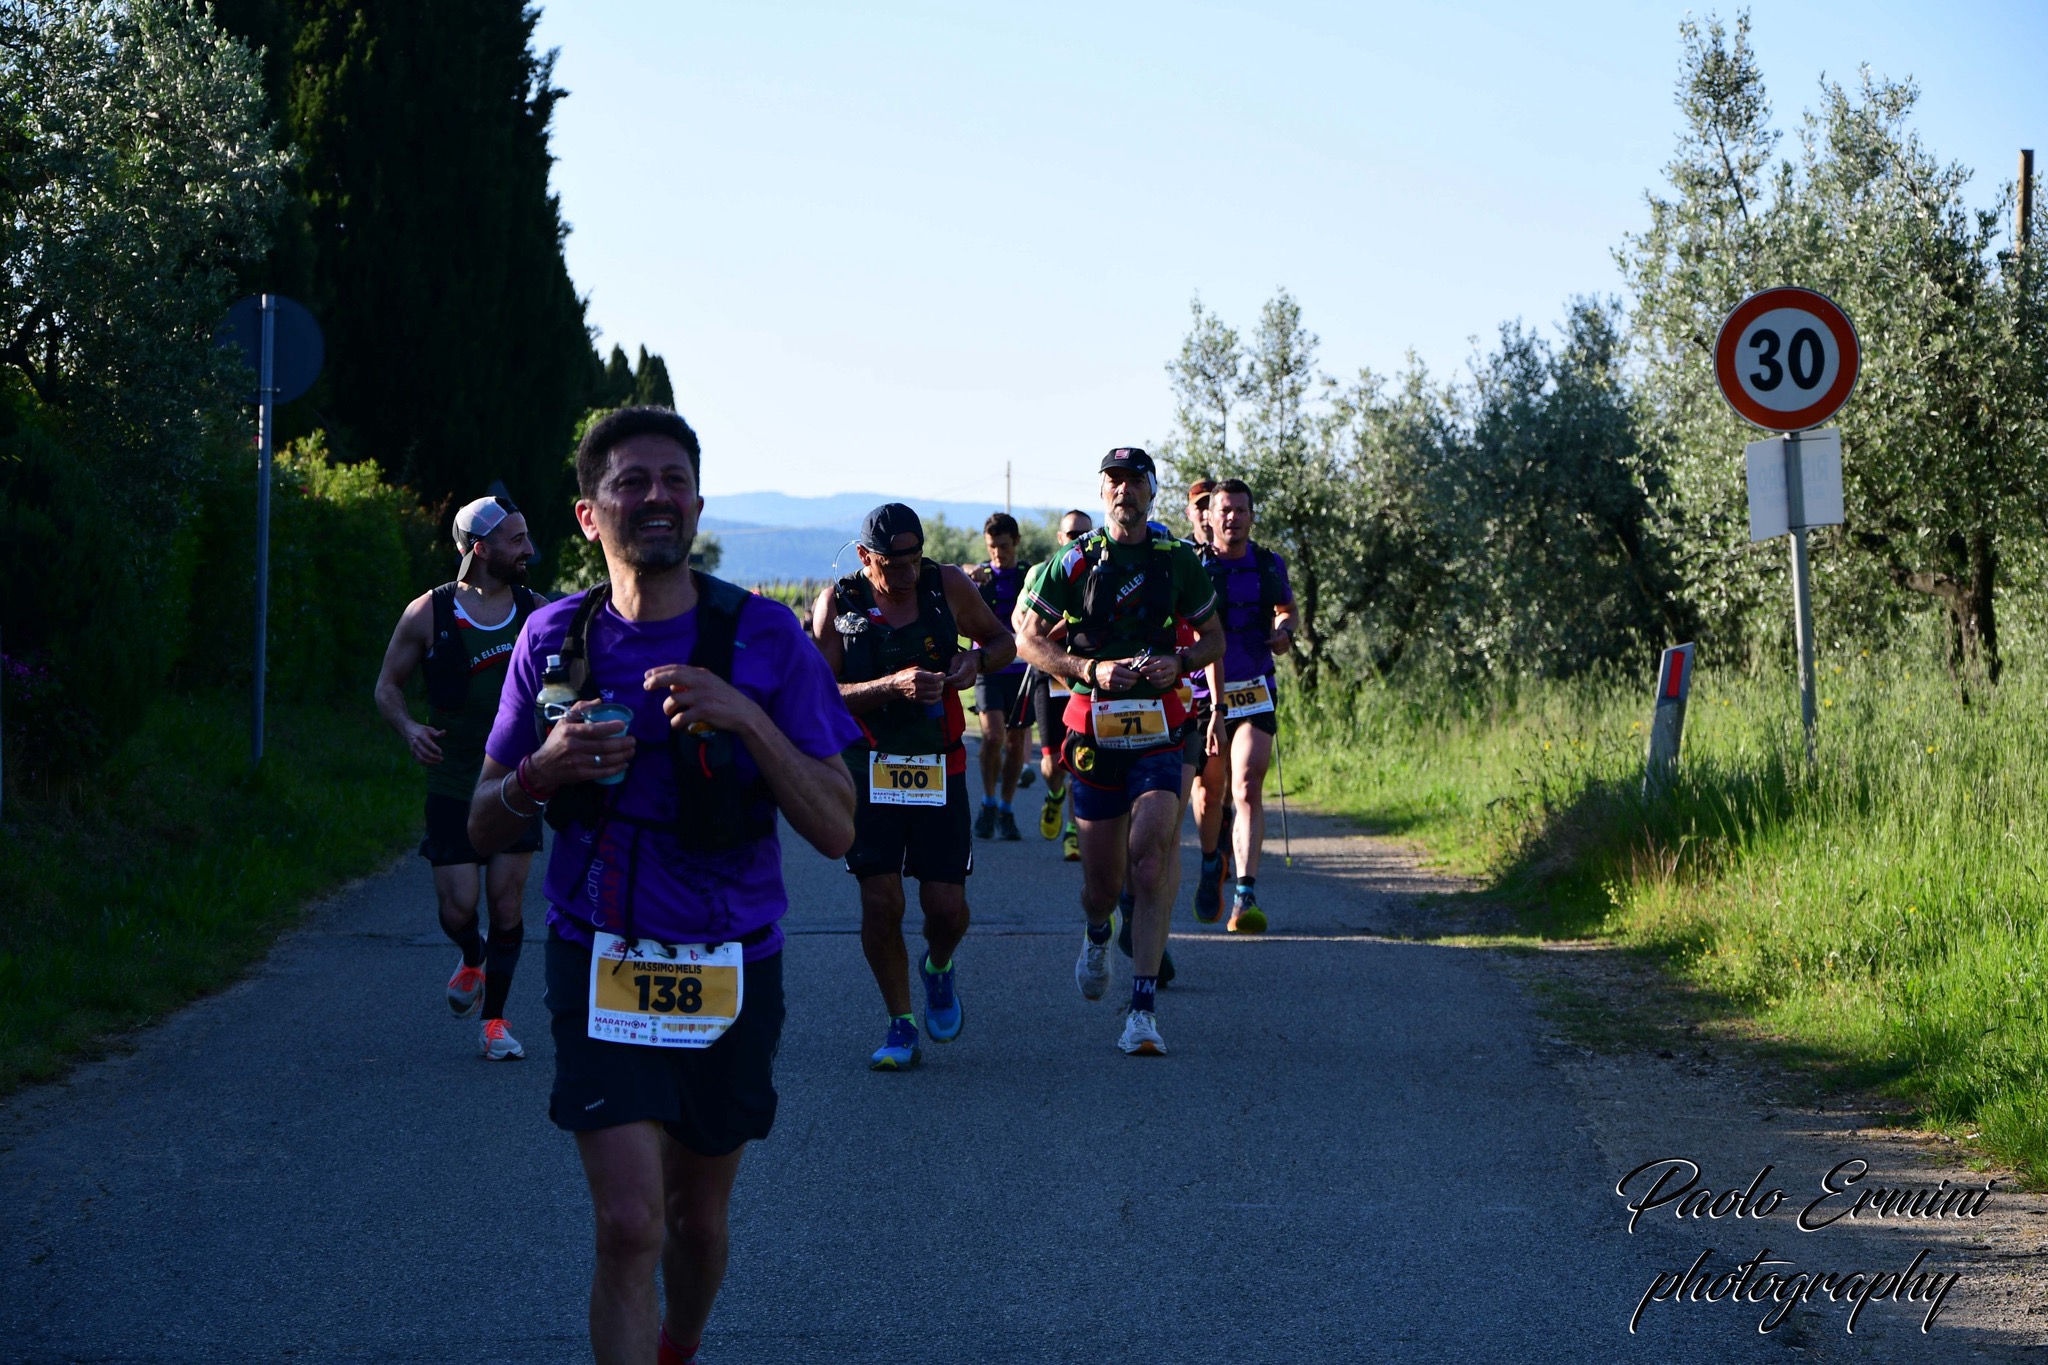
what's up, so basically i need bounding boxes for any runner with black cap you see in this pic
[1016,447,1222,1056]
[373,494,547,1059]
[810,503,1016,1070]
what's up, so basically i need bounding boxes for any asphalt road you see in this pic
[2,754,1800,1363]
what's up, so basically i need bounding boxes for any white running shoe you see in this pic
[1075,932,1111,1001]
[480,1018,525,1061]
[1118,1009,1166,1056]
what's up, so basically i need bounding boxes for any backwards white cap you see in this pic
[453,496,515,550]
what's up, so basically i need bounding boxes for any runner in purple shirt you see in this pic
[466,406,857,1365]
[1189,478,1299,935]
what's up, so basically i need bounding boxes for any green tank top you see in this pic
[425,595,528,800]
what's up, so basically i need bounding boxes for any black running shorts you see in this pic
[545,929,785,1156]
[1180,697,1215,769]
[845,771,974,883]
[419,792,541,867]
[1225,708,1280,740]
[973,671,1025,721]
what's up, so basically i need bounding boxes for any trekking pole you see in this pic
[1271,730,1292,869]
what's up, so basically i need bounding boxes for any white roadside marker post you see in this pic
[1643,642,1694,796]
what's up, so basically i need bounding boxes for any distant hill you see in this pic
[705,490,1054,531]
[700,491,1059,587]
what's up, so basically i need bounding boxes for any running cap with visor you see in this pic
[453,495,518,550]
[858,502,924,556]
[453,495,519,582]
[1098,447,1156,479]
[1187,477,1219,503]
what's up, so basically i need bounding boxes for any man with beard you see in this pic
[374,494,548,1060]
[468,406,858,1365]
[1016,448,1222,1056]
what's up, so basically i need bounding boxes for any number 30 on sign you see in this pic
[1713,287,1860,433]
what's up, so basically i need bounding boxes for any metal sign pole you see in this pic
[252,294,275,765]
[1783,429,1818,764]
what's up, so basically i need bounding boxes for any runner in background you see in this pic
[965,513,1032,840]
[1191,478,1298,933]
[373,495,547,1060]
[1017,509,1092,861]
[815,504,1016,1069]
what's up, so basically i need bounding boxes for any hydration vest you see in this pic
[425,581,537,711]
[833,561,960,756]
[1200,541,1287,622]
[539,573,775,852]
[1068,529,1181,657]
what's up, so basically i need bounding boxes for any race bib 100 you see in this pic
[869,752,946,806]
[1223,676,1275,717]
[588,932,743,1048]
[1089,697,1169,750]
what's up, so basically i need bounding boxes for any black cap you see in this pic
[1098,446,1156,479]
[859,502,924,554]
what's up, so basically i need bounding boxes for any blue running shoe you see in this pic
[921,957,963,1042]
[869,1017,921,1071]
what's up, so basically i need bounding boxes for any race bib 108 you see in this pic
[1223,676,1275,717]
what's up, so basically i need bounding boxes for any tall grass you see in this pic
[1282,639,2048,1177]
[0,691,417,1093]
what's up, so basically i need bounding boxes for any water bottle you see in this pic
[536,653,577,733]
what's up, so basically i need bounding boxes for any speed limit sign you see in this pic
[1713,287,1859,431]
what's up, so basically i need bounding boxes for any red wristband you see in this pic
[516,755,554,805]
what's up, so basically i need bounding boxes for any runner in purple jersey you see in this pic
[965,512,1034,840]
[466,406,857,1365]
[1189,478,1299,935]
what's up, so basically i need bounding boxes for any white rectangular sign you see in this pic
[1746,428,1843,542]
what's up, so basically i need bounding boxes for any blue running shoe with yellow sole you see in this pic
[869,1017,921,1070]
[921,957,963,1042]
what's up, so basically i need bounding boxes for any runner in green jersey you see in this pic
[374,496,547,1059]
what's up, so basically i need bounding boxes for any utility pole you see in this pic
[1005,461,1012,516]
[2020,149,2034,250]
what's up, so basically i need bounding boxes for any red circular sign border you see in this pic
[1713,287,1859,432]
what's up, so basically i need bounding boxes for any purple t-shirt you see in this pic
[1207,542,1295,688]
[486,589,862,959]
[978,563,1030,675]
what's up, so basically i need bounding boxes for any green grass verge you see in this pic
[0,692,416,1095]
[1281,645,2048,1179]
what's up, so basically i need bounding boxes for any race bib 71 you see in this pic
[1089,697,1169,750]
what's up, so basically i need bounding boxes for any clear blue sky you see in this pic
[530,1,2044,508]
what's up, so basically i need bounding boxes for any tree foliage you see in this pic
[1166,13,2047,695]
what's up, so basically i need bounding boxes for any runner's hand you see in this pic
[966,563,992,585]
[1206,712,1226,758]
[406,722,446,765]
[1134,654,1180,688]
[1095,660,1140,693]
[1268,627,1292,655]
[647,664,768,734]
[888,666,944,703]
[529,699,634,788]
[943,649,980,692]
